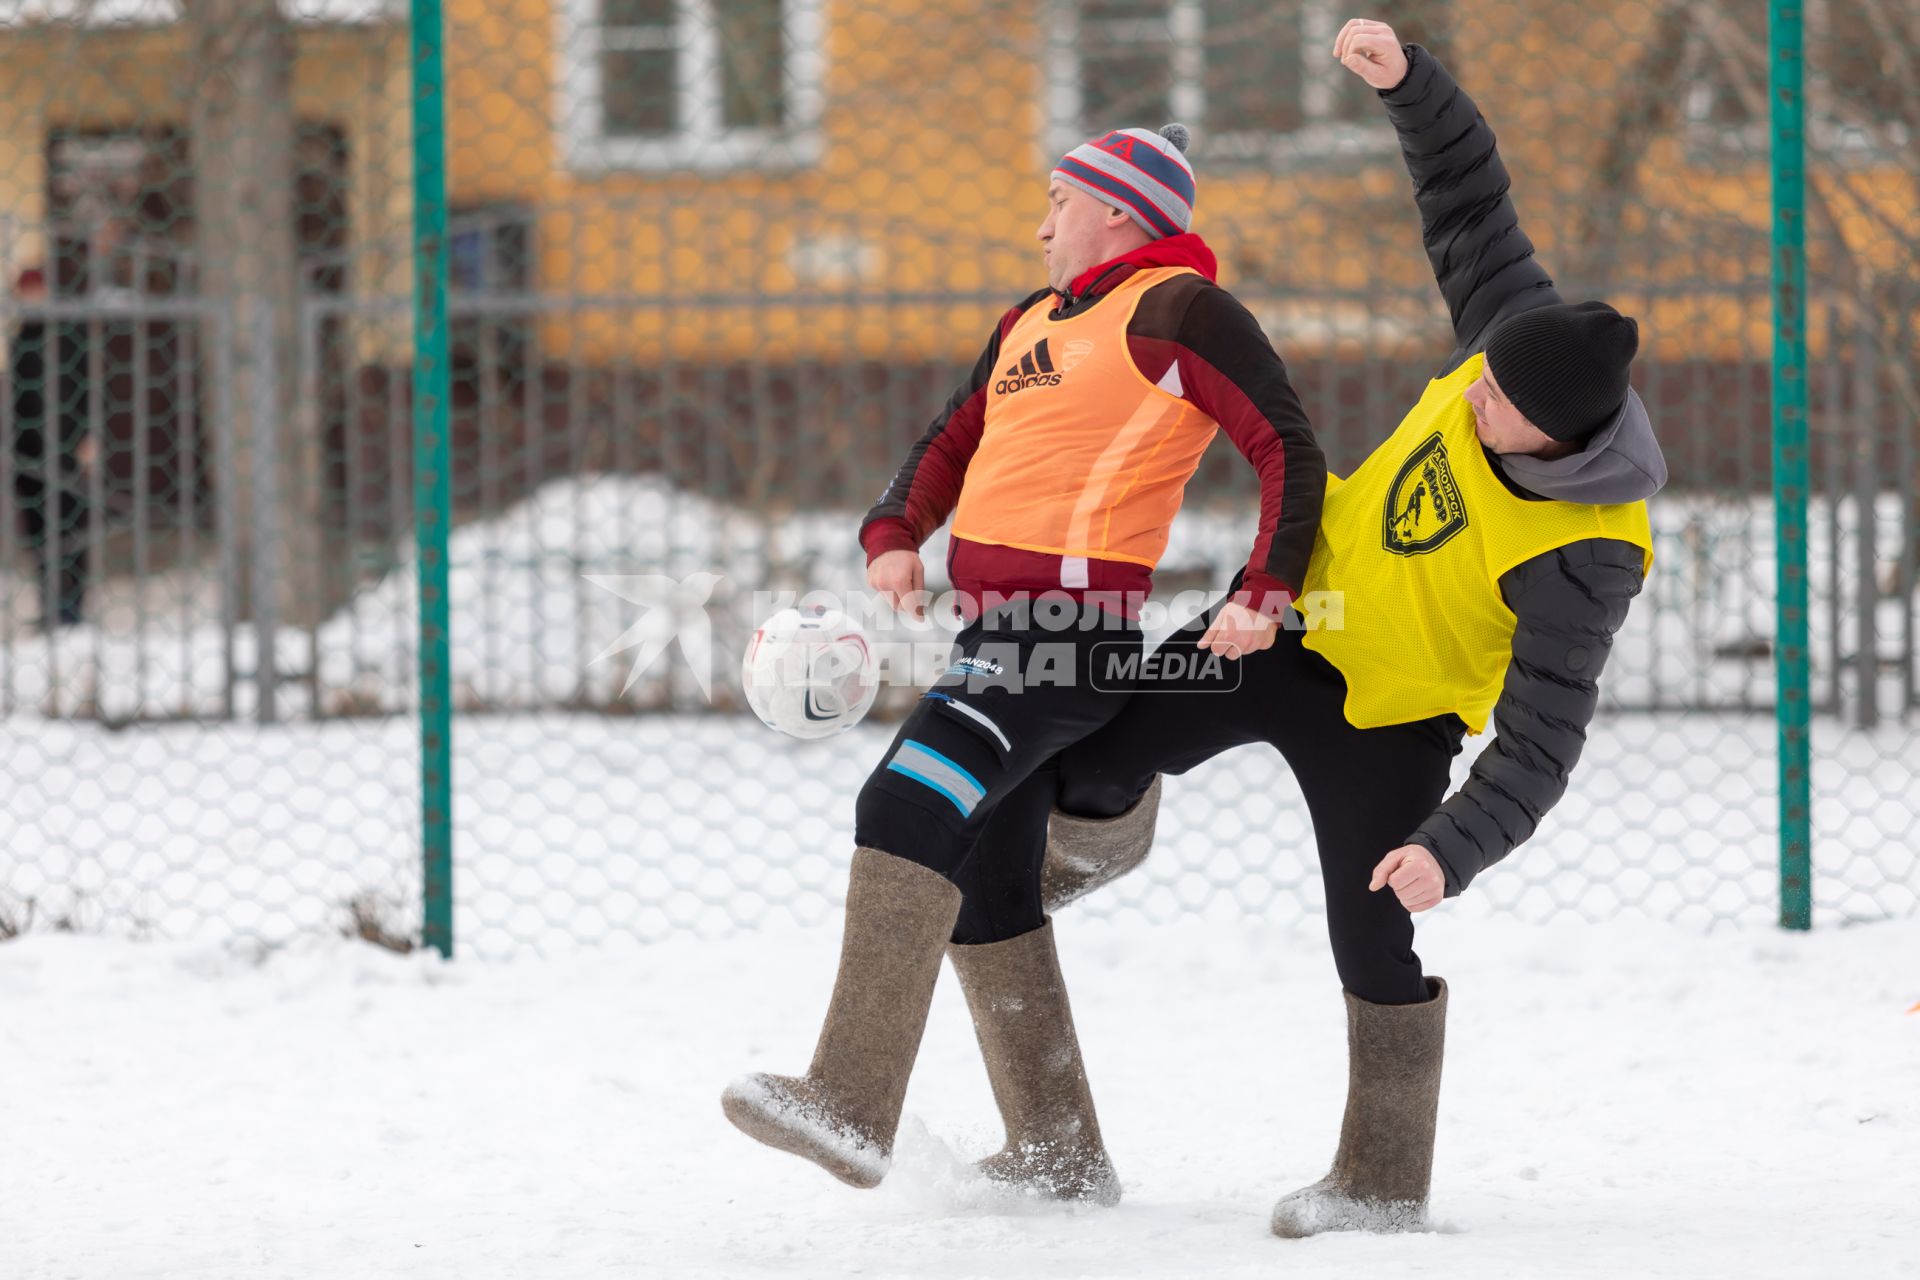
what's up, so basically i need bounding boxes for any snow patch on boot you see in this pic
[1041,775,1161,912]
[720,1072,891,1189]
[1051,846,1114,874]
[1269,1176,1427,1238]
[978,1133,1122,1207]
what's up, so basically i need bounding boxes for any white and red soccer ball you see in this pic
[742,606,878,740]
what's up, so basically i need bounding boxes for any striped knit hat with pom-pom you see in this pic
[1052,124,1195,240]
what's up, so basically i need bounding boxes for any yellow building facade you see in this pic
[0,0,1911,371]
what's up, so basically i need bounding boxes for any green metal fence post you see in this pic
[1770,0,1813,930]
[411,0,456,957]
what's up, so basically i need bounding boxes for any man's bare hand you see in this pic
[1199,600,1277,660]
[867,549,927,619]
[1370,845,1445,913]
[1333,18,1409,91]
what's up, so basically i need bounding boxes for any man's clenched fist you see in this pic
[1370,845,1445,913]
[1333,18,1409,91]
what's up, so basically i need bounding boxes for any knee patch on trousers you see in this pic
[884,739,987,818]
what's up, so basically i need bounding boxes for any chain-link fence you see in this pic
[1,0,1914,957]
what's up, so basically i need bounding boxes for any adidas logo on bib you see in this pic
[994,337,1064,394]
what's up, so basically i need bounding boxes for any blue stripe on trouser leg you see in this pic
[855,605,1141,880]
[886,740,986,817]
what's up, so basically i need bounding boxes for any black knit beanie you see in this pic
[1483,301,1640,443]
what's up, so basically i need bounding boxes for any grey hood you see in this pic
[1495,387,1668,505]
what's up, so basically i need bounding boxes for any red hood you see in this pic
[1062,232,1219,301]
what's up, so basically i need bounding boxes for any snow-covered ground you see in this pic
[5,910,1917,1279]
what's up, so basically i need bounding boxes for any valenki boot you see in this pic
[1270,977,1448,1238]
[949,920,1122,1205]
[722,847,962,1188]
[1040,775,1161,912]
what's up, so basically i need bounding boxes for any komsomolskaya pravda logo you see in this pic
[1382,432,1469,556]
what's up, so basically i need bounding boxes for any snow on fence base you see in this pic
[2,706,1914,959]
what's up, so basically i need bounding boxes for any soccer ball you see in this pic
[742,606,879,740]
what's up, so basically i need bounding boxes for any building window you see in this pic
[557,0,824,172]
[447,206,536,398]
[1048,0,1452,164]
[1682,0,1910,158]
[46,127,194,297]
[449,207,533,298]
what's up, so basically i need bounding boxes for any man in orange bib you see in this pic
[1041,21,1668,1237]
[724,122,1328,1201]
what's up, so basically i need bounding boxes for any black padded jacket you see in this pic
[1379,45,1669,895]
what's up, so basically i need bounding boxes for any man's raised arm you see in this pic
[1335,20,1560,364]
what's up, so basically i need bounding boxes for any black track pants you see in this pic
[853,599,1141,942]
[1056,596,1465,1005]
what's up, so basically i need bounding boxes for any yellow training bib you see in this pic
[1296,352,1653,734]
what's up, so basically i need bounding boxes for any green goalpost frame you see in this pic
[411,0,456,957]
[1770,0,1813,931]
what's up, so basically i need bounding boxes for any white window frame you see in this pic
[1045,0,1422,167]
[556,0,825,173]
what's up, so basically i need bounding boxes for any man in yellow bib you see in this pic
[723,121,1327,1199]
[1043,19,1668,1237]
